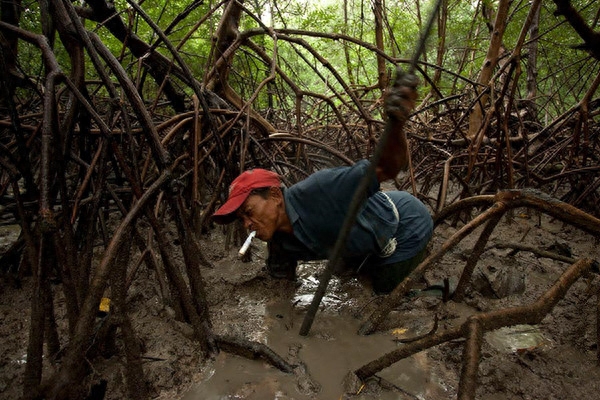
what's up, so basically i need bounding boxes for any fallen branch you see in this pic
[215,335,295,373]
[493,242,576,264]
[353,258,593,400]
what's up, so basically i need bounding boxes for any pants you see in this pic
[363,247,428,294]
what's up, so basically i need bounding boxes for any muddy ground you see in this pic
[1,206,600,399]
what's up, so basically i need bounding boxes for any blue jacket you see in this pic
[274,160,433,265]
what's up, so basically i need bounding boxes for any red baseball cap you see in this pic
[212,169,281,224]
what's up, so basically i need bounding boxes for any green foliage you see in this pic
[6,0,598,120]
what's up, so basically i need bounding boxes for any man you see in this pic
[212,72,433,294]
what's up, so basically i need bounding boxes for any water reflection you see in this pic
[485,324,551,353]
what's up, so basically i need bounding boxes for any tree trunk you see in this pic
[433,0,448,90]
[0,0,22,76]
[372,0,388,91]
[467,0,510,140]
[526,3,541,119]
[343,0,355,86]
[23,237,46,399]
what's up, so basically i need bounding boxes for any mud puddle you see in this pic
[184,310,448,400]
[184,262,450,400]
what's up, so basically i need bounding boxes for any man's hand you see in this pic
[376,69,419,182]
[385,69,419,123]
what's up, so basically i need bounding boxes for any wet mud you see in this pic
[184,271,450,400]
[1,211,600,399]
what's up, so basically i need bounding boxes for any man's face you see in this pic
[237,189,282,241]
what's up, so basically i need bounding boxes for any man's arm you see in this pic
[376,72,419,182]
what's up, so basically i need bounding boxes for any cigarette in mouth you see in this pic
[238,231,256,257]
